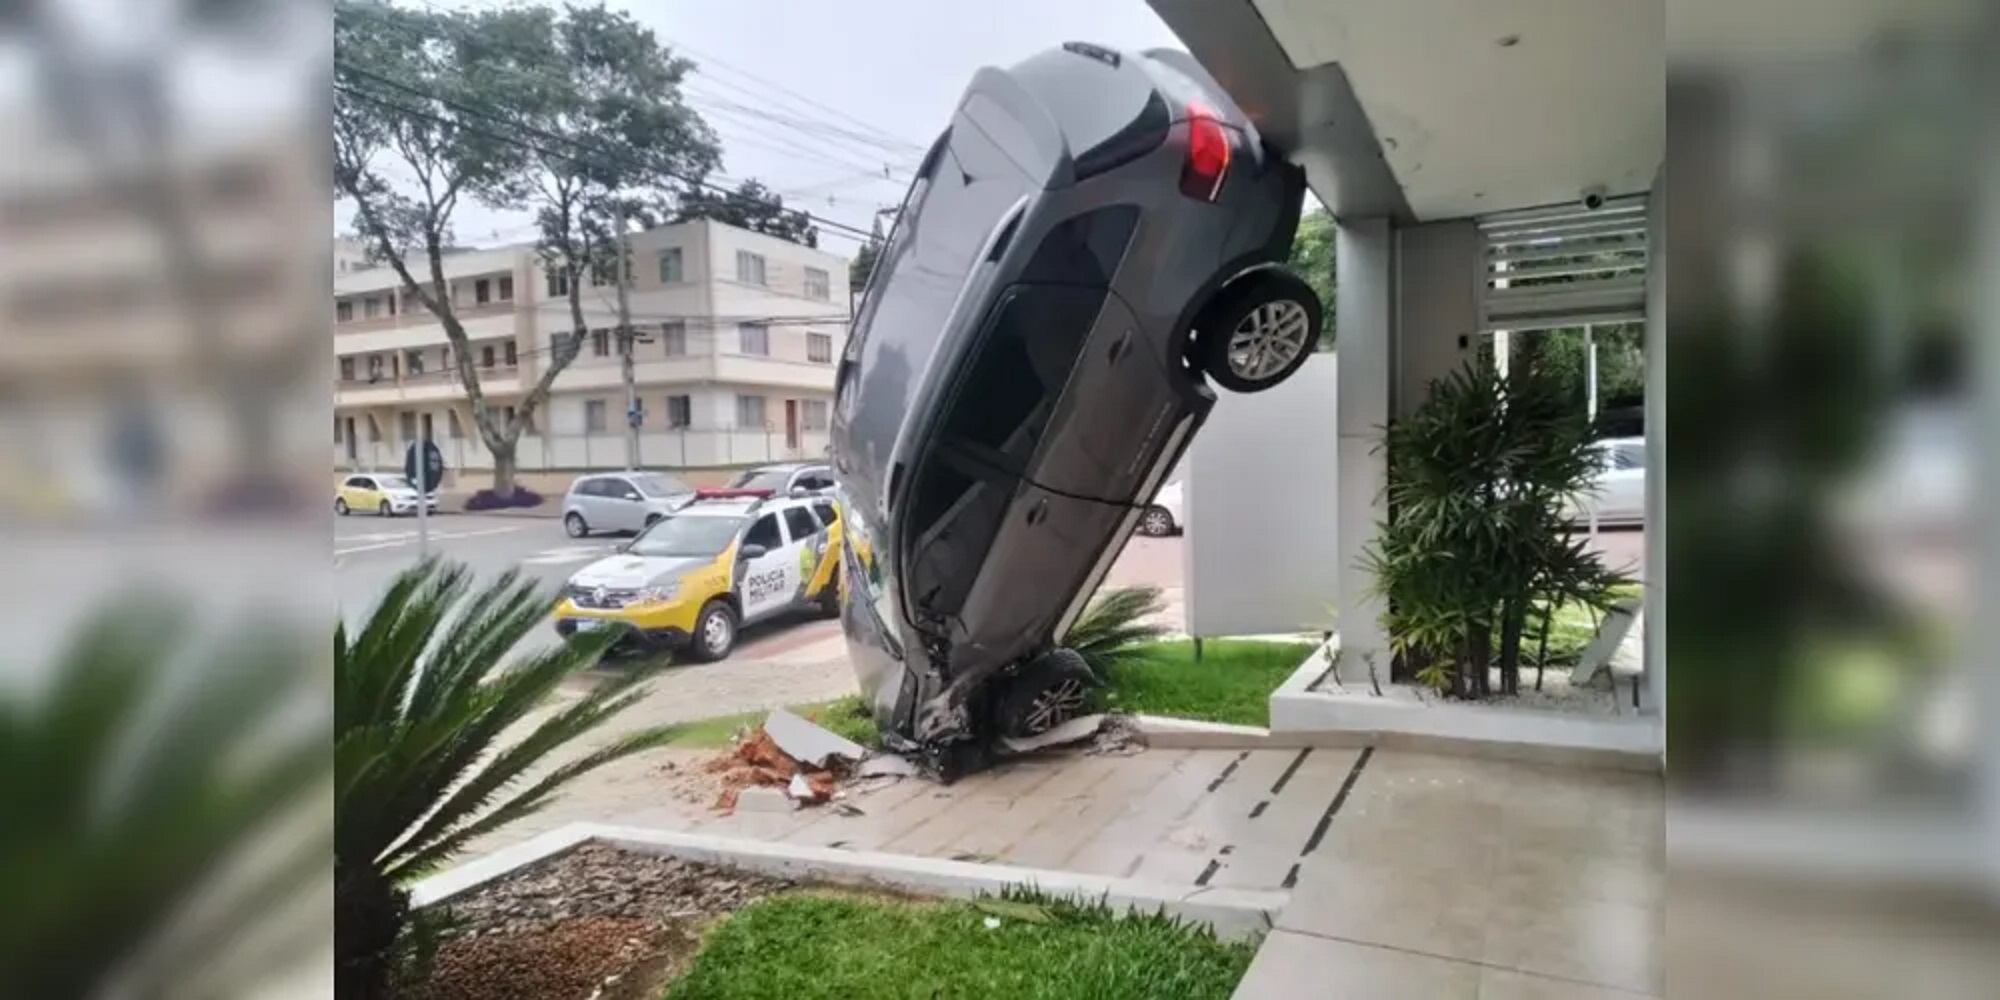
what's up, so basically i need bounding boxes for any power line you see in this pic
[334,69,877,245]
[670,41,925,153]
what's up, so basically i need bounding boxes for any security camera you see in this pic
[1580,185,1608,211]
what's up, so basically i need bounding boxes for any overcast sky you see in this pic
[361,0,1186,258]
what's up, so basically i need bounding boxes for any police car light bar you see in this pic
[692,487,776,500]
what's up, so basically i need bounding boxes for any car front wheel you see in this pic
[1194,269,1323,394]
[688,600,738,662]
[1138,505,1175,537]
[378,500,393,517]
[997,648,1097,740]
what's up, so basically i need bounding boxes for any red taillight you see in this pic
[694,487,775,500]
[1180,102,1231,201]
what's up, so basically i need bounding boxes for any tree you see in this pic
[335,561,679,999]
[849,235,883,295]
[1286,207,1337,348]
[675,178,820,248]
[333,0,721,493]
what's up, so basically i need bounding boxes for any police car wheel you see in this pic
[689,600,737,662]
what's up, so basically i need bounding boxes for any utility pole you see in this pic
[614,204,640,471]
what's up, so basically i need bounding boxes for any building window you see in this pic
[658,247,683,283]
[404,350,425,376]
[547,270,569,298]
[661,321,687,356]
[801,398,830,430]
[584,399,608,432]
[475,278,491,304]
[367,354,385,381]
[336,299,353,322]
[367,415,382,442]
[666,394,692,428]
[498,275,514,300]
[738,322,770,356]
[735,394,767,429]
[448,410,465,438]
[339,357,356,381]
[387,293,398,316]
[807,332,833,363]
[399,411,417,441]
[504,341,518,366]
[590,329,611,357]
[735,250,767,285]
[804,267,830,301]
[480,345,495,369]
[363,296,381,319]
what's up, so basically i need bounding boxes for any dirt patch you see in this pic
[401,843,793,999]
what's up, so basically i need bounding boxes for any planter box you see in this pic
[1266,636,1664,771]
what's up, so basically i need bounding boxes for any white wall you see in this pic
[1184,354,1342,637]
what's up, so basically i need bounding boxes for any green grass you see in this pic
[661,890,1255,1000]
[664,695,878,749]
[1096,639,1316,727]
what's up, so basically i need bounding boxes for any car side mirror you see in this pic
[739,544,767,559]
[622,492,642,502]
[789,486,808,498]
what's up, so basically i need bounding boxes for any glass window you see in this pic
[658,247,684,283]
[735,250,767,285]
[804,267,830,301]
[735,394,767,429]
[808,333,833,362]
[783,506,821,542]
[498,275,514,300]
[584,399,607,432]
[547,270,569,298]
[730,468,792,492]
[631,473,689,497]
[448,410,465,438]
[629,514,747,559]
[662,322,687,356]
[504,341,518,366]
[336,299,353,322]
[738,323,770,356]
[339,357,356,381]
[743,513,782,550]
[812,501,839,526]
[404,349,424,376]
[480,345,495,368]
[801,399,830,430]
[398,412,417,441]
[666,394,692,428]
[475,278,491,304]
[590,329,611,357]
[345,476,370,488]
[363,297,381,319]
[1614,442,1646,471]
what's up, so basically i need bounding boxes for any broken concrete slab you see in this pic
[735,786,794,813]
[766,706,867,768]
[998,713,1107,755]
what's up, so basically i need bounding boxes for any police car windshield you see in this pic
[627,514,746,558]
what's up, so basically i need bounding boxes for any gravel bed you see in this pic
[403,843,794,1000]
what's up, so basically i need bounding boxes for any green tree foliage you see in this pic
[1285,207,1336,348]
[334,0,723,492]
[335,561,679,999]
[676,178,820,248]
[1063,585,1169,675]
[848,234,883,295]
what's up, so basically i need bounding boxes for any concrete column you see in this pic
[1333,216,1393,682]
[1393,220,1481,419]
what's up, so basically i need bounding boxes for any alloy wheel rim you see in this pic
[703,612,732,651]
[1142,509,1170,534]
[1022,677,1088,735]
[1226,299,1310,380]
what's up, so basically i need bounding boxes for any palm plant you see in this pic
[336,560,679,1000]
[0,599,328,999]
[1063,585,1169,675]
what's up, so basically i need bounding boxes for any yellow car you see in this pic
[553,488,844,660]
[336,473,439,517]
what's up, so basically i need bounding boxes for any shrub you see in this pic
[1062,585,1169,676]
[463,487,543,511]
[335,560,678,999]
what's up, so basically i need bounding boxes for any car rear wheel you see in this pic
[335,498,349,516]
[998,648,1097,740]
[1138,505,1175,537]
[688,600,738,662]
[1194,269,1322,393]
[564,512,590,538]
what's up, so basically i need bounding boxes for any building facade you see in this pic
[333,219,849,476]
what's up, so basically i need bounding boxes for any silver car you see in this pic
[562,472,695,537]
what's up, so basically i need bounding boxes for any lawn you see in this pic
[665,694,878,749]
[661,891,1255,1000]
[1096,639,1315,727]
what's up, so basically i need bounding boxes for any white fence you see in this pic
[337,427,832,475]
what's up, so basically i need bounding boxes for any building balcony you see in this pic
[335,366,525,407]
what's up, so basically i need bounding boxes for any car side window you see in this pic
[743,514,782,551]
[812,501,839,526]
[608,478,641,500]
[575,478,603,497]
[346,476,371,489]
[1615,444,1645,471]
[783,507,820,542]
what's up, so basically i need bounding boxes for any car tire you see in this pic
[815,579,842,619]
[564,512,590,538]
[1193,269,1323,394]
[1138,505,1175,537]
[378,500,393,517]
[997,648,1098,740]
[335,498,349,516]
[688,600,738,662]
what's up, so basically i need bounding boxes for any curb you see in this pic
[412,822,1286,942]
[1128,715,1314,750]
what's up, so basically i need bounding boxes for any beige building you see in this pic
[333,219,850,477]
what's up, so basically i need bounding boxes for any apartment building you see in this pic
[334,218,850,474]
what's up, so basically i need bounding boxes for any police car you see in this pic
[553,488,844,660]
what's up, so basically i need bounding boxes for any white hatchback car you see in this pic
[1138,474,1186,537]
[562,471,695,537]
[1568,437,1646,526]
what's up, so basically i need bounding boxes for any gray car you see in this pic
[727,462,836,498]
[562,471,695,537]
[830,42,1322,779]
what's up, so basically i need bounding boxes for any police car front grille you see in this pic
[568,586,641,609]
